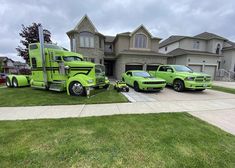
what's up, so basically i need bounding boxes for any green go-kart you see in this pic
[114,81,129,92]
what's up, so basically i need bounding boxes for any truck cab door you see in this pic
[157,66,174,84]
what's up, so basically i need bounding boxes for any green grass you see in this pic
[211,85,235,94]
[0,113,234,167]
[0,86,128,107]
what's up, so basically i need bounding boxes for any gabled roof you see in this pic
[116,25,161,40]
[194,32,227,41]
[159,36,186,48]
[222,40,235,51]
[105,36,115,43]
[168,48,221,57]
[74,14,98,32]
[67,14,101,36]
[160,32,228,48]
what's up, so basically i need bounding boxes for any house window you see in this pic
[99,38,102,48]
[105,44,113,52]
[216,43,221,54]
[71,38,76,52]
[193,41,200,49]
[90,58,95,63]
[134,34,147,48]
[79,32,94,48]
[165,46,167,51]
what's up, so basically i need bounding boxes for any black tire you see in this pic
[103,84,109,89]
[134,82,140,92]
[69,81,85,96]
[6,77,11,87]
[173,79,184,92]
[12,77,18,88]
[196,89,205,91]
[117,88,120,92]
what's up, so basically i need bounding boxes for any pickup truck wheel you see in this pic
[69,81,85,96]
[6,77,11,87]
[12,77,18,88]
[173,79,184,92]
[134,82,140,92]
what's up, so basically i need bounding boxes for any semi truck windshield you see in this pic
[63,56,82,62]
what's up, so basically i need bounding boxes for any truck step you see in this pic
[49,82,65,92]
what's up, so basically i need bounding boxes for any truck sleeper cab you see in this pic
[6,43,109,96]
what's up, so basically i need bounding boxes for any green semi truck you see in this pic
[6,25,109,96]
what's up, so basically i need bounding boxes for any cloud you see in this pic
[0,0,235,61]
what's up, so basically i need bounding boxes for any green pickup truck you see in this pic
[149,65,212,92]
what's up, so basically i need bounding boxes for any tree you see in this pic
[16,23,52,63]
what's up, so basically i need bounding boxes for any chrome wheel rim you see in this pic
[13,80,17,87]
[174,82,181,91]
[72,83,83,95]
[6,79,10,86]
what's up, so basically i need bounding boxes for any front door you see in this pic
[104,60,114,76]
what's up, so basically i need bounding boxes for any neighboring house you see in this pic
[67,15,169,79]
[0,56,29,74]
[0,57,15,74]
[159,32,235,79]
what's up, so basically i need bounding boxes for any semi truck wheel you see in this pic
[12,77,18,88]
[69,81,85,96]
[6,77,11,87]
[173,79,184,92]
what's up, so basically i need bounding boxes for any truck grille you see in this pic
[195,76,211,82]
[96,78,105,84]
[143,81,166,84]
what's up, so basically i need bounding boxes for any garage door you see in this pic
[189,65,202,73]
[146,65,160,71]
[204,65,216,79]
[125,64,143,71]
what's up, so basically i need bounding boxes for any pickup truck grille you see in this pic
[195,76,211,82]
[143,81,166,84]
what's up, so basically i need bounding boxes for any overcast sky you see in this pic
[0,0,235,62]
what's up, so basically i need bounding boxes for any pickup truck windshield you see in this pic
[133,71,151,77]
[173,65,193,72]
[63,56,82,62]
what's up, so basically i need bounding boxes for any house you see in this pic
[67,15,169,79]
[159,32,235,79]
[0,56,30,74]
[0,57,15,74]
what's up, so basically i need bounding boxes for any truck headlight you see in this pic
[185,77,195,81]
[87,79,94,84]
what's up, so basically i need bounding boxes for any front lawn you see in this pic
[0,113,234,167]
[211,85,235,94]
[0,86,128,107]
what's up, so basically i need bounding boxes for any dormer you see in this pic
[129,25,161,52]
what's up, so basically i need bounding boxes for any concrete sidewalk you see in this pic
[0,98,235,121]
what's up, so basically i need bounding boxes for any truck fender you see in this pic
[6,75,29,87]
[67,74,94,95]
[173,77,185,84]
